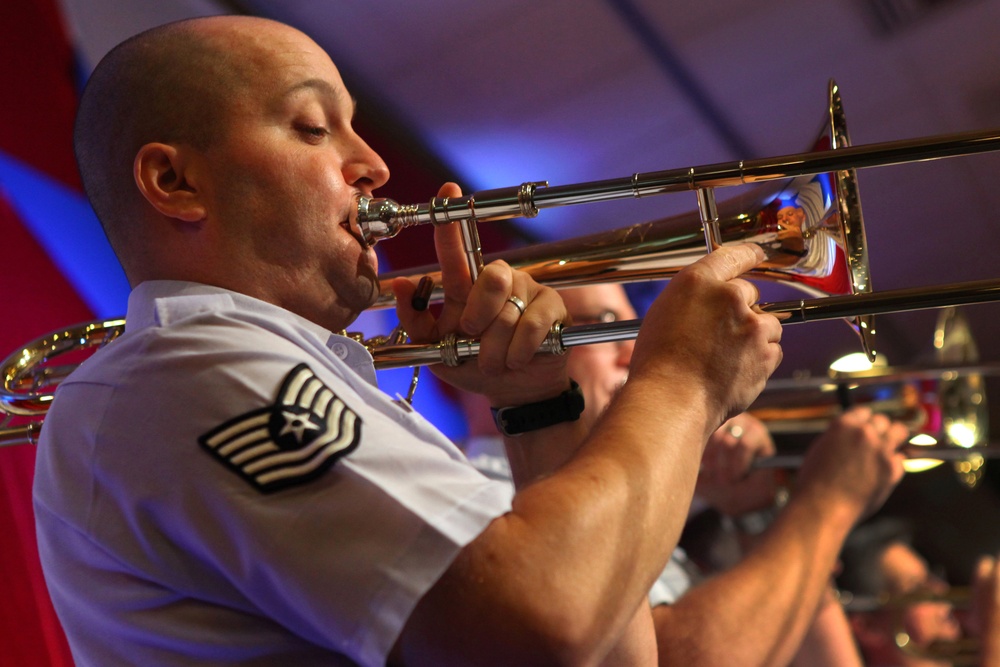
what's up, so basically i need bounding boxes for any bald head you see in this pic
[74,17,289,263]
[74,16,388,323]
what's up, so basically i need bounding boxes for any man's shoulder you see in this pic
[62,307,312,386]
[125,281,334,346]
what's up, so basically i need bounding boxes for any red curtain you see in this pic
[1,0,92,663]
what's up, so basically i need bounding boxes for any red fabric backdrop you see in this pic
[1,0,91,664]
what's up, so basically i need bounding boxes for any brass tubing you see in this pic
[6,279,1000,420]
[0,423,40,447]
[6,281,1000,446]
[840,588,980,666]
[356,128,1000,243]
[753,445,1000,469]
[772,278,1000,324]
[370,278,1000,370]
[763,362,1000,392]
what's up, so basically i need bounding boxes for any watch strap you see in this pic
[491,380,585,436]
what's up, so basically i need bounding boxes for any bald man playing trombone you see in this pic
[32,14,903,667]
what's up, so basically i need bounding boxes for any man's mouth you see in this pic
[340,218,371,251]
[345,193,379,250]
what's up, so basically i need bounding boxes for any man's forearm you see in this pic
[400,375,715,665]
[788,586,863,667]
[652,492,859,667]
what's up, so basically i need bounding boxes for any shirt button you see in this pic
[331,342,349,359]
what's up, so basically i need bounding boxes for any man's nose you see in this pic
[343,134,390,193]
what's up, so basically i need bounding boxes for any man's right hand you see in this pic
[628,244,784,429]
[794,407,908,523]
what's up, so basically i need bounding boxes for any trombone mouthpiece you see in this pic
[356,196,402,246]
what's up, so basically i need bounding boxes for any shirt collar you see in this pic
[126,280,339,344]
[125,281,383,386]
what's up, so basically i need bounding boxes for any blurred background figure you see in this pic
[971,553,1000,667]
[838,517,964,667]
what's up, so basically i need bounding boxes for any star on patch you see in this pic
[199,363,362,492]
[274,407,322,447]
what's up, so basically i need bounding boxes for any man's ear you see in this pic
[133,143,207,223]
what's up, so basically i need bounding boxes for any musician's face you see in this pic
[193,18,390,330]
[776,205,805,231]
[881,543,962,661]
[561,284,636,416]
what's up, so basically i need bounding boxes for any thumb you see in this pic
[392,277,438,343]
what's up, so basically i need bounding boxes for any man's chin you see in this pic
[354,248,379,287]
[364,276,381,310]
[351,269,382,313]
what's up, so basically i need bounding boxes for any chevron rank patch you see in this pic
[199,363,362,492]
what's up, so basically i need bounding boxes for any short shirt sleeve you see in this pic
[648,549,696,607]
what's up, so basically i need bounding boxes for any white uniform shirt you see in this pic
[33,281,513,667]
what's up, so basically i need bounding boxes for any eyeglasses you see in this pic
[569,309,618,326]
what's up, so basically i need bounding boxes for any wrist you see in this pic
[788,484,861,537]
[482,361,573,407]
[492,379,585,436]
[621,371,720,442]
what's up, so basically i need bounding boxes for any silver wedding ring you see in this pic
[506,295,526,316]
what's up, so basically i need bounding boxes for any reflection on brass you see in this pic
[750,308,990,487]
[7,82,1000,445]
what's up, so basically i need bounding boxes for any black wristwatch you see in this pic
[491,380,585,436]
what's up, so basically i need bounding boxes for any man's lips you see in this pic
[340,218,371,251]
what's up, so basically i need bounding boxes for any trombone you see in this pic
[6,81,1000,446]
[749,307,991,487]
[356,80,1000,368]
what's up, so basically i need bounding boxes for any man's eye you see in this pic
[297,125,329,141]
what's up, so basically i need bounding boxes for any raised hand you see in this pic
[697,412,781,517]
[392,182,571,406]
[794,407,908,522]
[628,244,784,427]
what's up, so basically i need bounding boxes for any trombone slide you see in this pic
[753,444,1000,469]
[370,278,1000,370]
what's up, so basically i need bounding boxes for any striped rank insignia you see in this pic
[199,363,362,493]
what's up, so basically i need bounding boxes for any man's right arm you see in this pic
[390,240,783,666]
